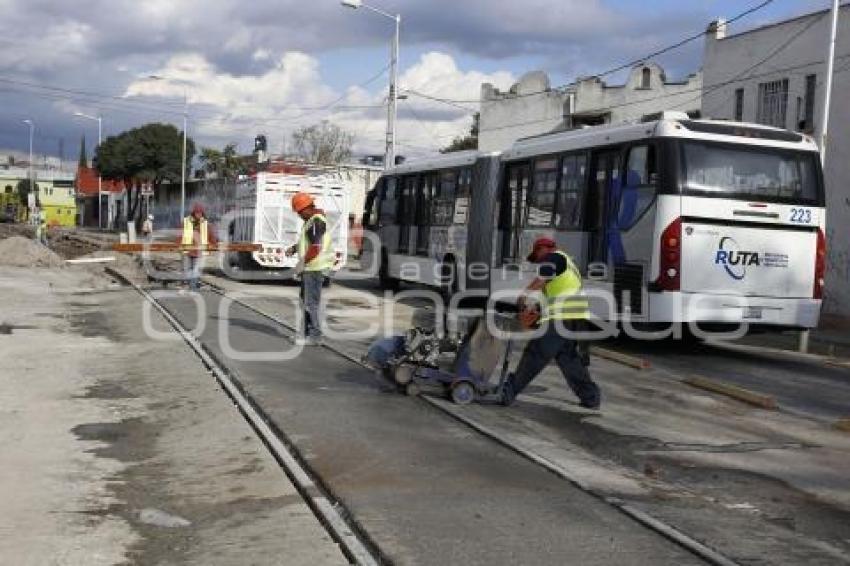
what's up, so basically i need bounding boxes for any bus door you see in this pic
[398,175,416,253]
[586,149,621,267]
[499,162,530,264]
[416,174,435,256]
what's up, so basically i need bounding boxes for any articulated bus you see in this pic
[361,112,826,329]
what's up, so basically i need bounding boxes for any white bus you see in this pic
[361,112,826,329]
[227,171,350,274]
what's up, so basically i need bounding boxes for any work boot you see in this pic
[498,375,517,407]
[579,397,601,410]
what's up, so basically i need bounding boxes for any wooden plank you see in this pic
[833,418,850,433]
[591,346,652,370]
[682,375,777,410]
[112,243,262,252]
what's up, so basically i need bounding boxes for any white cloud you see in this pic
[121,50,513,157]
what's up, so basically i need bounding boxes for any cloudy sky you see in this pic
[0,0,830,162]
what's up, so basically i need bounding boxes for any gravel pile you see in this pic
[0,236,64,268]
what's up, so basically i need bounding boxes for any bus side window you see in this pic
[454,168,472,224]
[619,145,657,230]
[379,177,397,225]
[527,158,558,227]
[556,153,587,230]
[433,169,457,226]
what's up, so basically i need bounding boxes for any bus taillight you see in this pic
[814,228,826,299]
[656,218,682,291]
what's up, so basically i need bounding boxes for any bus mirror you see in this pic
[587,262,609,281]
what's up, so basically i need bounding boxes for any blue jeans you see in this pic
[300,271,324,338]
[502,321,599,406]
[183,255,201,291]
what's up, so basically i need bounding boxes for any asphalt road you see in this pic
[609,336,850,422]
[157,290,705,566]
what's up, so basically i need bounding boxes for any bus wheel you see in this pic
[379,251,399,291]
[440,259,458,304]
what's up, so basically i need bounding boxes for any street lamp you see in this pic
[148,75,188,220]
[22,119,34,221]
[74,112,103,229]
[341,0,400,169]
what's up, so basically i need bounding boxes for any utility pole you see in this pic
[23,119,34,222]
[801,0,840,354]
[75,113,103,228]
[341,0,401,169]
[181,93,187,221]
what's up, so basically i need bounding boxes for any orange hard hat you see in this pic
[291,192,314,213]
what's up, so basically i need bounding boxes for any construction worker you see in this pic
[141,214,154,242]
[500,237,601,409]
[286,192,333,345]
[180,203,216,292]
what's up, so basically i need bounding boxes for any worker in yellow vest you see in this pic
[286,192,333,345]
[180,203,216,292]
[500,237,600,409]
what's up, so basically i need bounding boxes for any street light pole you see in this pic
[74,112,103,228]
[23,119,34,221]
[181,92,187,221]
[341,0,401,169]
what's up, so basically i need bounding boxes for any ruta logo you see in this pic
[715,237,760,280]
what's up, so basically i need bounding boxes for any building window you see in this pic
[734,88,744,121]
[803,74,816,133]
[641,67,651,89]
[756,79,789,129]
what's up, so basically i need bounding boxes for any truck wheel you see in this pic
[450,381,475,405]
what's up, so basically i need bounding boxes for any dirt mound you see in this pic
[0,236,64,268]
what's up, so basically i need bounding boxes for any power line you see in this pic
[401,0,778,107]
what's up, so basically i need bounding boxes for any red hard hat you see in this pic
[527,237,556,261]
[291,192,314,213]
[191,202,205,216]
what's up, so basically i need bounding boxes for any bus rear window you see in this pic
[681,142,822,205]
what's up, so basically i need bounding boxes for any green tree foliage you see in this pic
[95,123,196,222]
[292,121,354,164]
[199,143,243,179]
[78,135,87,169]
[440,113,479,153]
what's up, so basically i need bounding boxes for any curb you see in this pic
[682,376,777,410]
[592,346,652,370]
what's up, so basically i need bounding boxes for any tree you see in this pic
[16,179,38,218]
[440,113,479,153]
[95,123,196,223]
[78,135,87,169]
[199,142,243,179]
[292,121,354,164]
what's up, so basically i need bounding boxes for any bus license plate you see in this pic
[743,307,763,320]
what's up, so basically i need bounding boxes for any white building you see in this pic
[479,65,702,152]
[702,5,850,319]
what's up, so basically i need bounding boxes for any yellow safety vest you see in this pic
[540,251,589,322]
[182,217,208,248]
[298,213,333,272]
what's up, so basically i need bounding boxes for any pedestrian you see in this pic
[500,237,601,409]
[35,216,48,246]
[142,214,154,242]
[286,192,333,346]
[179,203,216,292]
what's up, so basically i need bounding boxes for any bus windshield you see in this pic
[681,141,823,205]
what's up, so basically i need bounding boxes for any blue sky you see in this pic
[0,0,837,160]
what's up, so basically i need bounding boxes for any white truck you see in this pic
[225,171,351,275]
